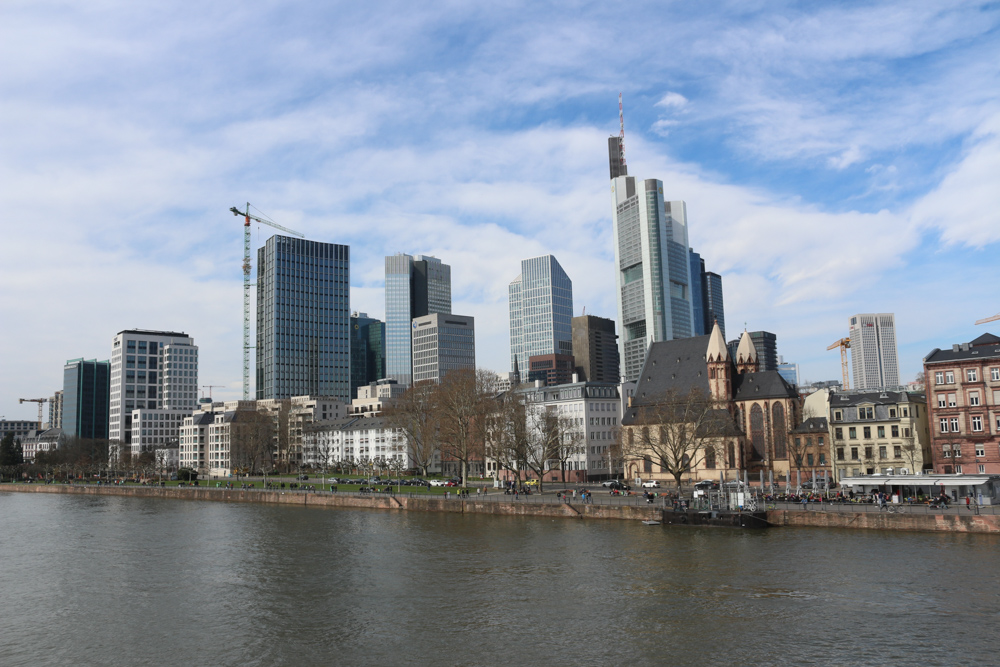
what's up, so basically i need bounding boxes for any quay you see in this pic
[3,483,1000,533]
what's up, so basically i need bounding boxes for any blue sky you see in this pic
[2,1,999,418]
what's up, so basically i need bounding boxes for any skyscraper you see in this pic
[571,315,619,383]
[257,235,351,402]
[726,331,778,372]
[508,255,574,374]
[350,312,385,398]
[703,271,725,339]
[411,313,475,383]
[63,358,110,439]
[849,313,900,390]
[385,253,451,387]
[689,250,705,336]
[610,169,695,381]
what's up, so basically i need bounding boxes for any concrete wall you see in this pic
[768,508,1000,533]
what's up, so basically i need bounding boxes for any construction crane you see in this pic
[19,397,48,427]
[229,204,304,400]
[975,313,1000,325]
[826,338,851,391]
[201,385,224,401]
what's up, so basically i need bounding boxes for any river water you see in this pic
[1,493,998,666]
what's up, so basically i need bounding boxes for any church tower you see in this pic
[705,320,732,401]
[734,330,759,374]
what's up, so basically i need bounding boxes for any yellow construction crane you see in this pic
[826,338,851,390]
[975,313,1000,325]
[18,397,48,427]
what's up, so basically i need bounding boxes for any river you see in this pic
[1,492,997,666]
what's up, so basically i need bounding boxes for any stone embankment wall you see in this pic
[767,508,1000,533]
[0,484,660,522]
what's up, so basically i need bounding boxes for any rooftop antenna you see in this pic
[619,93,627,170]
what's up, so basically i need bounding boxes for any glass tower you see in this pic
[63,358,110,439]
[256,235,351,402]
[509,255,574,374]
[384,253,451,387]
[350,312,385,398]
[849,313,900,390]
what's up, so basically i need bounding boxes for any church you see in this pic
[621,321,801,485]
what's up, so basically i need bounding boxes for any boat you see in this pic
[641,520,661,525]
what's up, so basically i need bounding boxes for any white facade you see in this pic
[849,313,900,390]
[411,313,475,384]
[128,409,188,457]
[611,177,695,382]
[109,330,198,453]
[303,417,415,470]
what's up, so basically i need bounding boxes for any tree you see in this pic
[435,368,497,488]
[485,386,530,486]
[231,410,275,476]
[621,388,734,492]
[901,437,922,474]
[0,432,23,480]
[786,435,809,482]
[385,381,440,476]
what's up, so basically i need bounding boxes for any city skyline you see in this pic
[3,2,1000,417]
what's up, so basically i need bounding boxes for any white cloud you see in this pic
[656,92,688,109]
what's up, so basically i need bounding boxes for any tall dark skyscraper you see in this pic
[257,235,351,402]
[608,136,627,179]
[385,253,451,387]
[350,312,385,398]
[571,315,619,383]
[689,250,705,336]
[63,358,110,439]
[688,248,726,339]
[727,331,778,372]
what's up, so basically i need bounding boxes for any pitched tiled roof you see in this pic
[732,371,798,401]
[793,416,828,434]
[630,335,713,404]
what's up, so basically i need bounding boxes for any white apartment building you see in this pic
[348,379,405,417]
[849,313,900,390]
[302,416,415,471]
[109,329,198,456]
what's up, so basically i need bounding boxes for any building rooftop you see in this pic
[924,333,1000,364]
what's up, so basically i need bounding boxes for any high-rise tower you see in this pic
[256,235,351,402]
[508,255,573,374]
[385,253,451,387]
[849,313,900,390]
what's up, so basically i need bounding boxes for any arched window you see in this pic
[643,455,653,473]
[750,404,765,459]
[727,441,736,468]
[772,403,787,459]
[704,445,716,469]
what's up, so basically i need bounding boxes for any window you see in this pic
[835,427,843,440]
[954,445,962,458]
[889,408,897,418]
[935,372,944,385]
[864,446,873,460]
[955,465,963,474]
[945,371,955,384]
[992,368,1000,382]
[948,393,957,407]
[937,394,946,408]
[879,446,887,459]
[834,411,842,422]
[877,426,885,438]
[863,426,871,439]
[837,447,845,461]
[972,416,983,432]
[818,453,826,465]
[950,417,960,433]
[942,444,951,458]
[939,419,949,433]
[891,425,899,437]
[818,436,824,447]
[851,447,859,460]
[967,369,978,382]
[969,392,980,406]
[807,454,814,466]
[849,427,857,439]
[893,445,901,458]
[859,406,874,420]
[976,444,985,457]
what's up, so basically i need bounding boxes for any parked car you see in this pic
[603,480,631,491]
[641,481,661,489]
[524,479,539,486]
[428,480,447,487]
[296,474,309,481]
[601,480,621,487]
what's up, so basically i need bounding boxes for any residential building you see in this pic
[527,353,576,387]
[923,333,1000,475]
[20,428,66,463]
[109,330,198,454]
[727,331,778,372]
[385,253,451,388]
[48,390,63,430]
[303,416,415,471]
[825,389,930,482]
[349,379,405,417]
[128,408,187,457]
[62,358,110,440]
[350,312,386,398]
[610,164,695,381]
[257,395,346,469]
[571,315,619,383]
[849,313,900,390]
[789,417,832,486]
[508,255,574,374]
[257,236,351,402]
[621,324,800,484]
[411,313,475,384]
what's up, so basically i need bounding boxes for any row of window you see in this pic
[835,425,909,439]
[940,443,991,458]
[938,415,995,433]
[836,445,905,461]
[935,368,1000,384]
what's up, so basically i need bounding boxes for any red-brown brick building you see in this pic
[923,333,1000,474]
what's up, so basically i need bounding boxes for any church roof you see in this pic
[735,330,757,364]
[732,371,798,401]
[706,320,729,362]
[631,335,714,403]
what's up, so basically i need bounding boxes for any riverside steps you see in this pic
[4,483,1000,533]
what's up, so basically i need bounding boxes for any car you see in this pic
[694,480,719,490]
[601,480,622,488]
[603,480,631,491]
[641,481,661,489]
[296,474,309,481]
[524,479,539,486]
[428,480,447,487]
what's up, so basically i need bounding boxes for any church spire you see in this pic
[735,330,759,373]
[706,319,729,363]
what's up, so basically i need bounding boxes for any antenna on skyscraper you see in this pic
[619,92,627,169]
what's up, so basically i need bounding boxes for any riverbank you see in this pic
[5,484,1000,532]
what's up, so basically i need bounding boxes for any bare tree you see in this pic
[436,368,497,488]
[231,410,275,476]
[485,386,529,486]
[384,381,440,476]
[621,388,733,492]
[901,437,921,474]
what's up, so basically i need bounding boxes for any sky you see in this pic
[2,0,999,420]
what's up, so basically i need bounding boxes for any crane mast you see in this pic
[230,204,304,400]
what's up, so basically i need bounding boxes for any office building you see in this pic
[527,353,576,387]
[508,255,574,374]
[47,390,63,431]
[689,249,726,338]
[62,358,110,440]
[849,313,900,390]
[109,329,198,451]
[350,312,385,398]
[689,251,705,336]
[411,313,475,384]
[610,164,695,381]
[385,253,451,387]
[0,420,40,440]
[257,235,351,402]
[776,356,800,387]
[727,331,778,372]
[571,315,619,383]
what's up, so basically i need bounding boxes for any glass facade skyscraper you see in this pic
[257,235,351,402]
[63,358,110,439]
[508,255,574,374]
[385,253,451,387]
[350,312,385,398]
[689,250,705,336]
[849,313,900,390]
